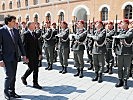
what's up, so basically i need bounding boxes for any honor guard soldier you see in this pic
[86,21,95,70]
[104,21,115,74]
[88,21,106,83]
[43,21,55,70]
[112,19,133,89]
[52,22,58,62]
[56,21,70,74]
[72,20,87,78]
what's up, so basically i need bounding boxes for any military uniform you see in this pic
[43,28,55,70]
[52,28,58,62]
[72,28,87,78]
[57,28,70,74]
[86,28,94,70]
[88,28,106,83]
[113,28,133,89]
[105,29,115,74]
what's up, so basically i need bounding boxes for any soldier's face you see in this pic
[77,22,83,28]
[121,22,128,29]
[46,23,51,28]
[95,22,101,29]
[108,24,113,30]
[60,23,65,29]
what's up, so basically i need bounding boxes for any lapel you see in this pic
[3,25,15,43]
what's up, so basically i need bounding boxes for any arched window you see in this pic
[25,0,28,6]
[46,13,51,21]
[101,7,108,21]
[17,0,21,8]
[2,3,5,10]
[59,12,64,21]
[33,0,38,5]
[18,17,21,23]
[26,15,29,22]
[9,1,12,9]
[124,5,132,19]
[34,14,38,22]
[46,0,50,3]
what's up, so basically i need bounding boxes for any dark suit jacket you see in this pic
[0,25,26,62]
[23,30,42,60]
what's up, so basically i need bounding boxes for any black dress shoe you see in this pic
[21,77,27,85]
[4,94,10,100]
[33,84,42,89]
[10,92,21,98]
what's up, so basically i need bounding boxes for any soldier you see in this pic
[43,21,55,70]
[88,21,106,83]
[35,22,43,67]
[72,20,87,78]
[56,21,70,74]
[104,21,115,74]
[52,22,58,62]
[112,19,133,89]
[86,22,95,70]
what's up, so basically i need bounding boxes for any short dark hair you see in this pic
[4,15,16,25]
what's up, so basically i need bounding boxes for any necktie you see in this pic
[10,29,15,43]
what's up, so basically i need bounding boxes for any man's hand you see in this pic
[22,56,29,63]
[39,55,42,60]
[0,60,5,67]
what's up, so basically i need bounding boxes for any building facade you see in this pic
[0,0,132,27]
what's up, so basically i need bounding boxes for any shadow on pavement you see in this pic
[14,95,68,100]
[43,85,86,94]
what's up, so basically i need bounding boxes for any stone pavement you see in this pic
[0,51,133,100]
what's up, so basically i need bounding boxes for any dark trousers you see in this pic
[105,49,114,66]
[93,54,105,73]
[22,58,39,84]
[87,49,93,62]
[4,61,18,93]
[117,55,131,80]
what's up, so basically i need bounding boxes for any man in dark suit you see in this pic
[0,15,27,100]
[21,21,42,89]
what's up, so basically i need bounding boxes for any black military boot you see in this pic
[48,64,53,70]
[123,79,129,90]
[98,73,103,83]
[59,66,64,73]
[109,66,113,74]
[92,72,98,81]
[115,79,123,87]
[88,63,93,70]
[62,67,67,74]
[79,68,83,78]
[45,63,50,70]
[74,68,80,77]
[104,65,109,73]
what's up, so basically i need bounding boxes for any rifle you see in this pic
[92,17,95,35]
[57,19,60,33]
[114,15,118,35]
[88,20,90,34]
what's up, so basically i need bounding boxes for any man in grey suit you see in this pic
[88,21,106,83]
[112,19,133,89]
[0,15,27,99]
